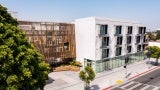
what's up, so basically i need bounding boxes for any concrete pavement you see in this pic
[44,58,160,90]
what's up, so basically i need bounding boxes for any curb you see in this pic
[102,66,160,90]
[102,85,113,90]
[128,66,160,80]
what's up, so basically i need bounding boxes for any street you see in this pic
[111,67,160,90]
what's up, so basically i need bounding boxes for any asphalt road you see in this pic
[111,68,160,90]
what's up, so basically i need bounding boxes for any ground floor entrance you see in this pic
[84,52,144,73]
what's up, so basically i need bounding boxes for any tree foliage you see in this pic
[147,32,156,41]
[146,46,160,65]
[156,31,160,40]
[79,66,95,90]
[0,4,50,90]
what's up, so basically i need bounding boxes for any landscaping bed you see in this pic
[53,65,80,72]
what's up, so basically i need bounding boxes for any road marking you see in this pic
[120,81,135,89]
[119,81,160,90]
[128,83,142,90]
[152,86,160,90]
[140,85,151,90]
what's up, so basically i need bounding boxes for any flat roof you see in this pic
[75,16,142,24]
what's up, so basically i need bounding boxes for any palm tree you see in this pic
[79,66,95,90]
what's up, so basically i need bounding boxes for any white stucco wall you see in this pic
[75,17,145,62]
[75,17,96,63]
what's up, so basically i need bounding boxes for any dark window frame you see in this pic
[102,37,109,46]
[116,47,122,56]
[127,26,132,34]
[127,46,132,53]
[127,36,132,44]
[136,36,141,43]
[115,26,122,35]
[117,36,123,45]
[102,49,109,58]
[137,45,141,52]
[100,25,108,35]
[138,27,143,34]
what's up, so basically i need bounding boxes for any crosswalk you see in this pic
[118,81,160,90]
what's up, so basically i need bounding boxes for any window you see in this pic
[143,27,146,34]
[100,25,108,34]
[127,46,132,53]
[136,36,141,43]
[116,26,122,34]
[117,36,123,45]
[143,36,146,43]
[127,36,132,44]
[138,27,143,34]
[64,42,70,51]
[87,59,92,67]
[127,26,132,34]
[102,37,109,46]
[102,49,109,58]
[116,47,122,56]
[137,45,141,52]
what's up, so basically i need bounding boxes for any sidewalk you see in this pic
[44,59,159,90]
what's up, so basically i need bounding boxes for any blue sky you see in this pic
[1,0,160,31]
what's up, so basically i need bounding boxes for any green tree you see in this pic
[147,32,156,41]
[0,4,50,90]
[156,31,160,40]
[79,66,95,90]
[146,46,160,66]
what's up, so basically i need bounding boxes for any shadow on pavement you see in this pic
[89,85,100,90]
[150,61,160,66]
[46,76,55,84]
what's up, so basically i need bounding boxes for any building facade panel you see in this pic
[18,21,76,64]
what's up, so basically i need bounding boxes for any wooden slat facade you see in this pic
[18,21,76,64]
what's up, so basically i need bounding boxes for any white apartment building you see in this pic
[75,17,147,73]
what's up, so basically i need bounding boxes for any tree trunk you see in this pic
[84,83,90,90]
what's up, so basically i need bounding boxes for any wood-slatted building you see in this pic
[18,21,76,65]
